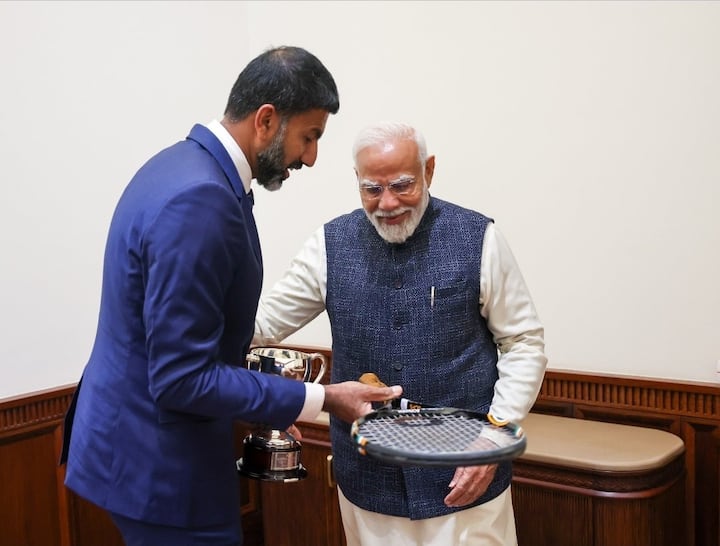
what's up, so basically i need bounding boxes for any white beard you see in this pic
[366,184,430,244]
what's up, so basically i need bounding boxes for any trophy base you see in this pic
[236,458,308,482]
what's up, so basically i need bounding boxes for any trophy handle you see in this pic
[246,353,262,372]
[307,353,327,384]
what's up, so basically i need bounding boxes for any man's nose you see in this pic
[377,188,400,209]
[301,140,318,167]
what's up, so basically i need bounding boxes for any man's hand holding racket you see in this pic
[445,462,497,508]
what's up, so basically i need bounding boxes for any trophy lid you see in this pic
[248,429,301,450]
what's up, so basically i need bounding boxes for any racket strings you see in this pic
[357,411,517,455]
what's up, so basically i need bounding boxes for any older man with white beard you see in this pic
[253,121,547,546]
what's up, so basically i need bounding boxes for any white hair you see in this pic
[352,121,428,168]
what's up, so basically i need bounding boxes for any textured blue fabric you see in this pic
[325,196,511,520]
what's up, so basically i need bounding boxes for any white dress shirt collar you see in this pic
[206,119,253,195]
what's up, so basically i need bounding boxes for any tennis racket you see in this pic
[351,397,526,467]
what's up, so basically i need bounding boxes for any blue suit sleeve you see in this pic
[140,182,305,428]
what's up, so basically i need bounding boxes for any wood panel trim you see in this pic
[260,343,720,419]
[538,371,720,419]
[6,364,715,428]
[0,384,74,440]
[513,472,684,500]
[514,455,685,496]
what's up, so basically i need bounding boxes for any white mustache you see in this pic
[373,207,412,219]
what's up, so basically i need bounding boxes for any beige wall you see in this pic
[1,1,718,398]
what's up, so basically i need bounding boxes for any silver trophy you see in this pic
[237,347,327,482]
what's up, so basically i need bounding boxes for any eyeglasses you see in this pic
[359,176,418,200]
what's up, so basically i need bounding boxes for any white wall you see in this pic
[1,1,718,399]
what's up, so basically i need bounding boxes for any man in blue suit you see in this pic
[61,46,401,546]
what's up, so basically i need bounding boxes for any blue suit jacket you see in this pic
[62,125,306,527]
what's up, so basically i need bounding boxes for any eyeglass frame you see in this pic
[358,175,418,200]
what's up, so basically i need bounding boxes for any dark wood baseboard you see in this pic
[1,357,718,546]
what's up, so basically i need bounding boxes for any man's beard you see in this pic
[365,183,430,244]
[256,121,298,192]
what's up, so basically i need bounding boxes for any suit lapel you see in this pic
[186,124,247,202]
[186,124,261,261]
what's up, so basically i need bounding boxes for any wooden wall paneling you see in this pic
[530,400,574,417]
[532,372,720,546]
[592,478,686,546]
[233,422,264,546]
[0,386,74,546]
[304,420,346,545]
[0,386,264,546]
[3,353,720,546]
[53,424,72,546]
[512,483,593,546]
[680,420,698,546]
[571,405,681,433]
[0,426,63,546]
[513,452,685,546]
[260,417,346,546]
[65,492,124,546]
[536,373,720,421]
[687,420,720,546]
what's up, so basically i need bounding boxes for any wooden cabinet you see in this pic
[512,413,687,546]
[259,415,346,546]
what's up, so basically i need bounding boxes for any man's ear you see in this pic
[425,155,436,188]
[254,104,278,141]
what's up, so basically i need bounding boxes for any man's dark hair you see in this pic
[224,46,339,121]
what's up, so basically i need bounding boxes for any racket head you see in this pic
[351,407,526,467]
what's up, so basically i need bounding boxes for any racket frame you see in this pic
[351,407,526,467]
